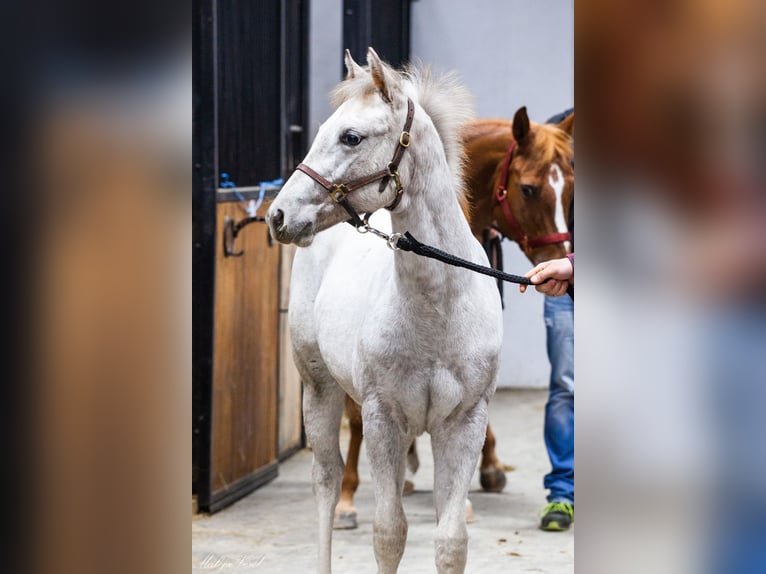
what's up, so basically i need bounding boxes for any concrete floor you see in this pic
[192,389,573,573]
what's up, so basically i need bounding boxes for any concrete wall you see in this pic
[308,0,573,388]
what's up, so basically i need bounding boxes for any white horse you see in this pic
[266,48,503,574]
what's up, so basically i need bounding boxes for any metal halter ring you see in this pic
[387,232,403,251]
[329,184,348,203]
[386,163,403,192]
[356,224,369,234]
[399,131,411,148]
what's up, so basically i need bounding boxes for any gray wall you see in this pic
[411,0,574,122]
[308,0,574,388]
[411,0,573,388]
[308,0,343,139]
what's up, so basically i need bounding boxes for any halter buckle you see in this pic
[399,131,411,148]
[329,184,348,203]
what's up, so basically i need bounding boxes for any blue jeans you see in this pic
[543,295,574,504]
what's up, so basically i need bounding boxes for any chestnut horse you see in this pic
[462,107,574,265]
[333,107,574,530]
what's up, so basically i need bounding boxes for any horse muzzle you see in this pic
[266,204,315,246]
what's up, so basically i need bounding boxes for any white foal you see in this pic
[267,48,503,574]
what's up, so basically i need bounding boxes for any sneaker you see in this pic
[540,501,574,531]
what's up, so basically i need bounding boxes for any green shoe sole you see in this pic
[541,520,568,531]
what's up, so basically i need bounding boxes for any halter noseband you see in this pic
[494,140,571,253]
[294,98,415,228]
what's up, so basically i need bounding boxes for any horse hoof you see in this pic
[333,511,358,530]
[402,479,414,496]
[465,499,475,523]
[480,468,507,493]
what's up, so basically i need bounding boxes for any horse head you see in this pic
[267,48,411,246]
[492,107,574,264]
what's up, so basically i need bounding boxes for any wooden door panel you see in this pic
[210,202,279,509]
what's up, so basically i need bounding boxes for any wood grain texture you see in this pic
[278,244,302,455]
[278,254,303,457]
[211,202,280,494]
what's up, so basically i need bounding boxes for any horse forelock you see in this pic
[329,60,475,212]
[329,75,379,108]
[533,122,573,166]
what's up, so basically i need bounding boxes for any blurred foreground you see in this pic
[576,1,765,573]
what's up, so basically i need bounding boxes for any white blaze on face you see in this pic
[548,163,571,252]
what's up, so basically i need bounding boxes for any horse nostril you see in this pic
[272,208,284,230]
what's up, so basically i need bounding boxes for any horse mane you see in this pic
[330,59,475,212]
[462,118,572,162]
[460,118,513,143]
[402,64,474,194]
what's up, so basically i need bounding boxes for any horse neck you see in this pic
[389,138,478,296]
[463,129,514,236]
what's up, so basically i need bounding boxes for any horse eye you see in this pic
[520,184,538,198]
[340,131,364,146]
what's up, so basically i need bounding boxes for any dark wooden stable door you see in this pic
[194,0,408,513]
[193,0,308,513]
[343,0,412,69]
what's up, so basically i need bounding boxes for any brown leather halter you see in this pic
[293,98,415,228]
[494,140,571,252]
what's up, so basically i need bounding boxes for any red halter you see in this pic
[494,140,571,253]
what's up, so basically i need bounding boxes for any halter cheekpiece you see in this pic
[294,98,415,229]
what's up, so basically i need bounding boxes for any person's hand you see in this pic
[519,257,573,296]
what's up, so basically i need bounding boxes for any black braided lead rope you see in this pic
[482,228,505,307]
[232,215,535,285]
[395,232,533,286]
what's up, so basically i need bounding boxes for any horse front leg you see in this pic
[431,401,489,574]
[334,395,363,529]
[479,421,507,492]
[302,377,346,574]
[362,400,410,574]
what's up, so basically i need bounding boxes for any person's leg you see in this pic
[541,295,574,528]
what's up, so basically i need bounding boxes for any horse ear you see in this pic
[512,107,531,144]
[558,112,574,137]
[367,47,392,103]
[344,49,365,80]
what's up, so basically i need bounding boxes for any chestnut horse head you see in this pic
[462,107,574,264]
